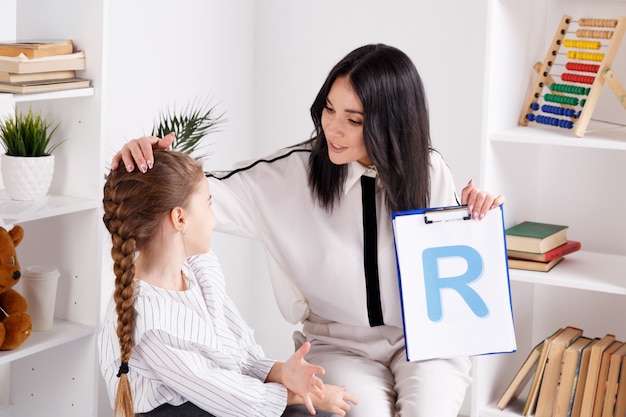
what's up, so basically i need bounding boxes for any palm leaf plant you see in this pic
[151,98,225,163]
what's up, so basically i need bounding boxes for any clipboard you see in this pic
[392,204,516,361]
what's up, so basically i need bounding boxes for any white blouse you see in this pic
[99,251,288,416]
[208,143,458,329]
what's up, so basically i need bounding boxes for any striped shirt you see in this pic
[98,251,288,416]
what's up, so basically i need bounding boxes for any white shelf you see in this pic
[0,191,98,224]
[0,318,93,366]
[480,399,525,417]
[508,251,626,295]
[491,125,626,150]
[0,87,94,103]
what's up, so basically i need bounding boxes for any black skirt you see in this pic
[137,402,340,417]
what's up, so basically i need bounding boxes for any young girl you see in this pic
[99,149,356,417]
[112,44,505,417]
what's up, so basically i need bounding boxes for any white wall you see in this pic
[99,0,490,362]
[3,0,489,413]
[250,0,490,359]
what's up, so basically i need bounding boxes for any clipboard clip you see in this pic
[424,206,472,224]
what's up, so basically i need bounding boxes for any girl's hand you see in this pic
[312,384,358,417]
[461,179,505,220]
[111,133,175,173]
[272,342,325,414]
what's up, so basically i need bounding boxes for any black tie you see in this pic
[361,175,384,327]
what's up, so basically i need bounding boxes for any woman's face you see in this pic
[321,76,372,166]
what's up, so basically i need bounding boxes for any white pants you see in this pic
[295,321,471,417]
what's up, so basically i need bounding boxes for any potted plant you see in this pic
[0,107,62,201]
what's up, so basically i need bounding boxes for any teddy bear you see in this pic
[0,225,32,350]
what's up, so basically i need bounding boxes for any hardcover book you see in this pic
[0,70,76,83]
[506,221,568,253]
[535,326,584,417]
[0,78,90,94]
[524,328,565,416]
[591,341,622,417]
[612,353,626,417]
[0,51,86,74]
[497,340,545,410]
[600,342,626,417]
[507,240,581,262]
[507,257,564,272]
[554,336,593,417]
[0,39,73,59]
[571,338,601,417]
[579,334,617,417]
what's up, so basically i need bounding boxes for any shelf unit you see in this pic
[0,3,102,412]
[471,0,626,416]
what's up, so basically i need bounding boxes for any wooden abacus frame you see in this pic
[518,15,626,138]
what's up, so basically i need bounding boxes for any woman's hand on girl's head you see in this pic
[461,179,505,220]
[111,133,175,173]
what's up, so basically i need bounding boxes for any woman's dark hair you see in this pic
[308,43,432,213]
[102,149,205,417]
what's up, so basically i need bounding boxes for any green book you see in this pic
[506,221,568,254]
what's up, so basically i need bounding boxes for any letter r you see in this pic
[421,245,488,321]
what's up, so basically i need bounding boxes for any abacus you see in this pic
[519,15,626,138]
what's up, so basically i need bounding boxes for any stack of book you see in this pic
[0,39,90,94]
[497,327,626,417]
[506,221,581,272]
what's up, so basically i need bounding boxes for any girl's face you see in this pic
[321,76,373,166]
[183,179,216,256]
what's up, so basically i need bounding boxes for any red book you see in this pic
[507,240,581,262]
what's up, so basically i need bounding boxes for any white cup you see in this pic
[21,265,59,331]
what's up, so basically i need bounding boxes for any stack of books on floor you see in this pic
[497,326,626,417]
[506,220,581,272]
[0,39,90,94]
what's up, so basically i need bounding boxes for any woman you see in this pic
[112,44,504,417]
[100,149,356,416]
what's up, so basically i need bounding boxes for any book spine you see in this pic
[544,241,581,261]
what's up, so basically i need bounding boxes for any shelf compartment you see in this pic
[0,191,99,224]
[0,318,93,366]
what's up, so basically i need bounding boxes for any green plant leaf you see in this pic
[0,107,62,157]
[151,98,225,162]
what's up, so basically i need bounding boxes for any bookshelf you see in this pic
[473,0,626,416]
[0,1,102,416]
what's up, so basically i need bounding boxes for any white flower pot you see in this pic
[0,154,55,201]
